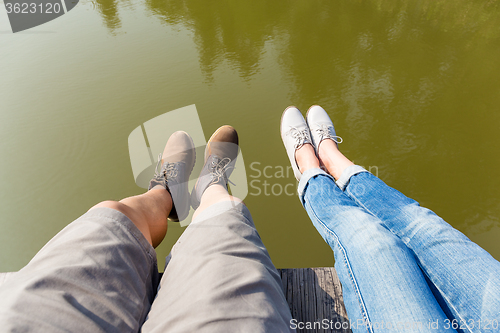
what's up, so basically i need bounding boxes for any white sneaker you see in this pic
[280,106,313,181]
[306,105,342,152]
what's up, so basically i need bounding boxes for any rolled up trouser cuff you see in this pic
[336,165,369,190]
[298,168,334,202]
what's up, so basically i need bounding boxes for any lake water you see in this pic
[1,0,500,272]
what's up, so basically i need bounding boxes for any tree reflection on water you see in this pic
[92,0,500,233]
[94,0,121,31]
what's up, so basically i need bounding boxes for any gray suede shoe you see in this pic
[149,131,196,222]
[190,125,239,210]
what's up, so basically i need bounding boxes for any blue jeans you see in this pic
[298,166,500,333]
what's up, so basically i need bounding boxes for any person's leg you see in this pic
[0,189,168,332]
[93,187,171,248]
[320,137,500,331]
[296,144,454,333]
[0,131,194,333]
[142,126,293,333]
[142,188,292,333]
[282,107,453,332]
[192,184,243,220]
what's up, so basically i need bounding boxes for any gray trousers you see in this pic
[0,202,293,332]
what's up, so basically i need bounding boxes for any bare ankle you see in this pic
[194,185,243,219]
[295,143,320,173]
[317,140,354,180]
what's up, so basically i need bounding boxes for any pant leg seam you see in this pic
[344,188,475,333]
[305,200,373,333]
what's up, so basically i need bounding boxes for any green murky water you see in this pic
[1,0,500,272]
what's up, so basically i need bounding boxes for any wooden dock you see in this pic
[278,268,351,333]
[0,267,350,333]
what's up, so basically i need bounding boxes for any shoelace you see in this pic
[209,156,236,186]
[315,124,343,144]
[286,127,312,149]
[154,153,179,180]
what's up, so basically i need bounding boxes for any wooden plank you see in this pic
[292,268,301,325]
[279,267,351,333]
[299,268,306,331]
[314,268,326,333]
[283,269,291,314]
[330,268,349,321]
[323,267,351,333]
[322,267,338,329]
[280,269,288,299]
[307,268,318,332]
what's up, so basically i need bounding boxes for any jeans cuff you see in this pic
[336,165,369,190]
[297,168,334,201]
